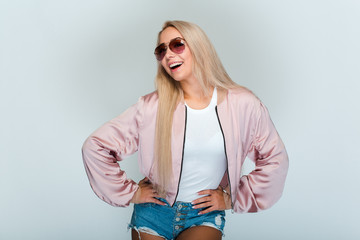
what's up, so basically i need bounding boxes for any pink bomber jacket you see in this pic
[82,87,289,213]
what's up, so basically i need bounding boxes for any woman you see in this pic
[82,20,288,240]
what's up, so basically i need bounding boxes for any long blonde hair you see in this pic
[154,20,238,196]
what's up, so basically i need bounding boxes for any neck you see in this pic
[180,78,214,109]
[180,78,213,101]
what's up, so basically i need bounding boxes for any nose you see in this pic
[164,48,176,60]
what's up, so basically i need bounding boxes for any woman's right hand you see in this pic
[130,177,166,205]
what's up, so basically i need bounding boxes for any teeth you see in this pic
[170,62,182,68]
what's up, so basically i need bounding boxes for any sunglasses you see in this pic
[154,37,186,61]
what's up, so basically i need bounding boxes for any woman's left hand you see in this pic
[191,186,232,214]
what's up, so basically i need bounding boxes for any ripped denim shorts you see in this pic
[128,198,225,240]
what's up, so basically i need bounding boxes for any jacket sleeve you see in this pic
[234,99,289,213]
[81,97,145,207]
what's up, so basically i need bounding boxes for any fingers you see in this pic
[192,187,227,214]
[192,201,211,209]
[197,187,222,196]
[197,189,212,195]
[142,185,160,196]
[134,179,167,205]
[148,197,167,206]
[198,206,216,215]
[192,196,211,205]
[139,192,166,205]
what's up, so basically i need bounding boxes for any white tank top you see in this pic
[176,88,227,202]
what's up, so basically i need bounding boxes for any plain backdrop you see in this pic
[1,0,359,239]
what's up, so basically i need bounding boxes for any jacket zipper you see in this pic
[215,106,234,211]
[172,106,187,207]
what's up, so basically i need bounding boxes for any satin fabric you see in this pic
[82,87,289,213]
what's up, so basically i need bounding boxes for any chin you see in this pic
[172,76,187,83]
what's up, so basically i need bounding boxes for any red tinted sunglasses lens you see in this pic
[154,43,166,61]
[154,38,185,61]
[169,39,185,54]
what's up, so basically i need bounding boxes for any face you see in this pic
[158,27,194,83]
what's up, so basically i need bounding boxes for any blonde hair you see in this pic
[154,20,238,196]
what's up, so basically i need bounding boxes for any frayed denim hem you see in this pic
[128,223,166,240]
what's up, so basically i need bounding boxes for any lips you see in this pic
[169,61,183,71]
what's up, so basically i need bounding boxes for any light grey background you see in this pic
[1,0,359,239]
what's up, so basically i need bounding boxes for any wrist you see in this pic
[130,187,141,204]
[222,189,231,210]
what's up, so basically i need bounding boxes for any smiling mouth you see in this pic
[169,62,183,70]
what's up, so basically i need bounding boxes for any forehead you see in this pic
[159,27,183,44]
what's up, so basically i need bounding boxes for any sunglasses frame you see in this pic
[154,37,186,61]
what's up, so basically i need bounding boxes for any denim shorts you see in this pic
[128,198,225,240]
